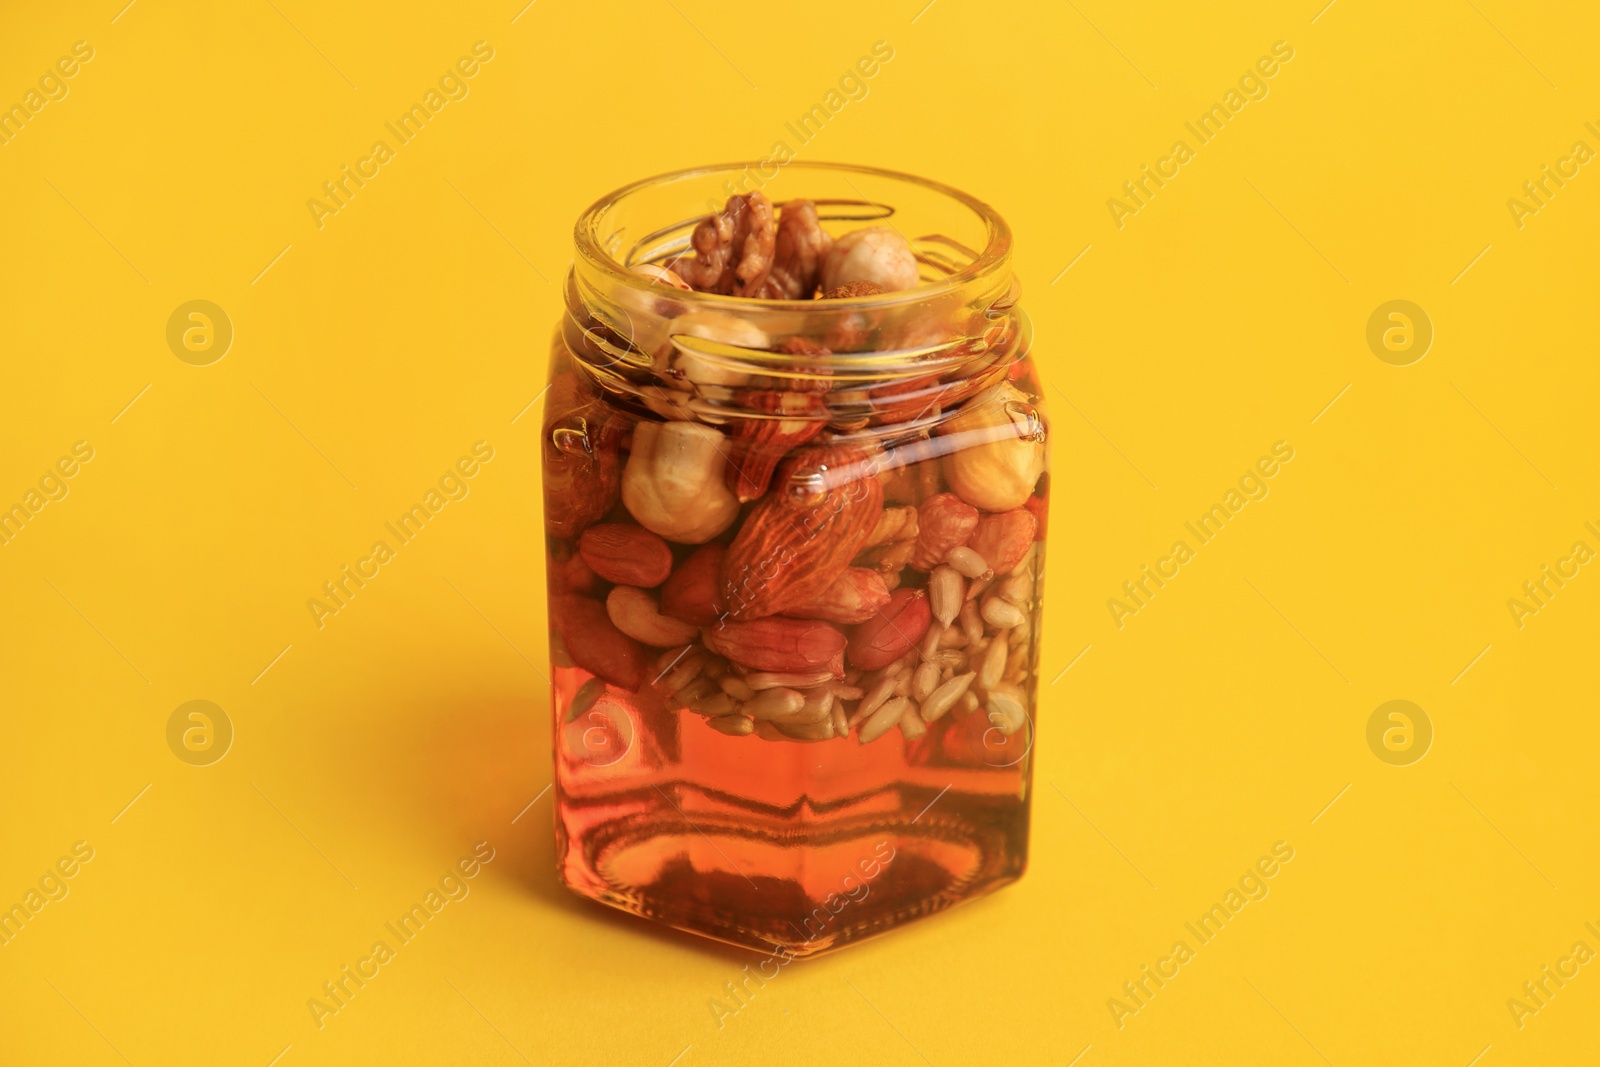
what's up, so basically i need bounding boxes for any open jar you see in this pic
[542,162,1048,955]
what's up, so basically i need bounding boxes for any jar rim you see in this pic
[572,161,1013,310]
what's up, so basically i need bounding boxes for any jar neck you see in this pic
[561,263,1026,436]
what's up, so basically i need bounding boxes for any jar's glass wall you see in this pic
[542,164,1048,956]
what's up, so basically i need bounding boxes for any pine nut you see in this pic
[720,676,757,701]
[655,644,693,672]
[987,682,1027,735]
[980,636,1008,690]
[998,571,1033,605]
[745,687,806,721]
[946,545,991,579]
[981,596,1025,629]
[792,689,834,724]
[745,670,835,690]
[660,653,706,693]
[929,566,964,626]
[913,661,940,702]
[690,692,739,718]
[960,600,984,644]
[779,718,835,741]
[859,696,911,743]
[708,714,754,736]
[898,705,927,740]
[855,674,897,721]
[919,621,945,659]
[921,672,976,722]
[566,677,605,722]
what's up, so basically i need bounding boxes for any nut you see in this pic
[981,595,1026,630]
[721,444,884,620]
[986,682,1028,735]
[667,191,776,296]
[749,199,833,299]
[606,586,700,648]
[929,566,963,626]
[946,545,991,580]
[668,311,769,387]
[863,505,919,548]
[704,616,847,675]
[542,372,624,539]
[550,594,647,691]
[621,420,740,544]
[659,542,728,626]
[820,226,919,294]
[912,493,980,570]
[1024,493,1048,541]
[968,509,1038,577]
[708,714,755,736]
[723,389,827,502]
[548,547,598,595]
[940,382,1046,512]
[565,676,605,722]
[787,567,892,625]
[859,696,912,743]
[978,636,1007,691]
[847,587,932,671]
[921,671,975,722]
[743,670,836,690]
[578,523,674,587]
[744,687,806,721]
[633,263,691,290]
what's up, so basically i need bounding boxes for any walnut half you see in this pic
[750,199,833,300]
[668,191,776,296]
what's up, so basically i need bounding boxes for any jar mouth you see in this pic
[572,161,1014,311]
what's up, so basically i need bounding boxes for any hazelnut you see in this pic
[940,382,1046,512]
[820,226,919,294]
[621,420,740,543]
[668,311,769,387]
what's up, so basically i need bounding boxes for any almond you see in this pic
[721,444,884,620]
[723,390,828,502]
[704,617,847,676]
[787,567,891,625]
[547,546,598,595]
[911,493,979,571]
[847,587,931,671]
[578,523,673,587]
[551,594,647,690]
[659,542,728,627]
[541,372,623,539]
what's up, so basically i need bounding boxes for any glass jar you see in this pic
[542,162,1048,955]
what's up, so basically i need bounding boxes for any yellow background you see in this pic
[3,0,1597,1063]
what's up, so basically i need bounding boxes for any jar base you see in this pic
[557,781,1027,956]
